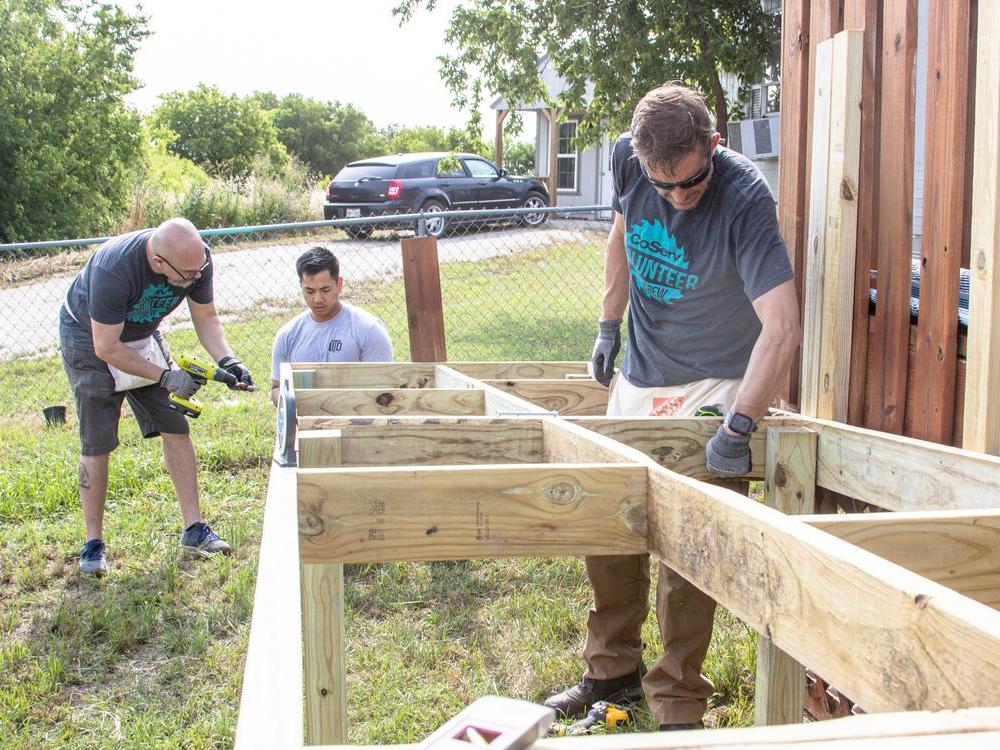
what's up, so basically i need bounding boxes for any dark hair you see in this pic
[296,246,340,280]
[630,82,715,172]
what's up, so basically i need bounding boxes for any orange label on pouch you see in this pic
[650,396,684,417]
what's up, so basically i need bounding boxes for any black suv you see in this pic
[323,152,550,239]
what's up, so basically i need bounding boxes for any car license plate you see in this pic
[345,208,361,218]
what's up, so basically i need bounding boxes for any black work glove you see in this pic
[218,355,254,390]
[705,425,752,478]
[588,319,622,387]
[159,368,201,399]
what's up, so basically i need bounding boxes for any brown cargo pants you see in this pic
[580,373,745,725]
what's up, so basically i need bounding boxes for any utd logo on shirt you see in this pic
[328,339,343,352]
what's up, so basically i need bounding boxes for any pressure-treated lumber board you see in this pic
[295,388,485,417]
[645,463,1000,713]
[234,463,303,749]
[803,510,1000,611]
[300,419,545,466]
[448,361,589,379]
[816,30,863,422]
[298,429,343,469]
[482,379,608,416]
[867,0,918,434]
[800,35,835,418]
[756,428,817,726]
[299,431,347,745]
[567,417,766,480]
[434,365,549,415]
[964,0,1000,455]
[844,0,882,427]
[297,463,648,564]
[401,235,447,362]
[781,414,1000,510]
[291,363,435,389]
[777,0,811,407]
[542,417,658,467]
[909,0,973,444]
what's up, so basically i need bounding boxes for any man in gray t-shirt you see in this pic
[270,246,393,406]
[548,84,801,729]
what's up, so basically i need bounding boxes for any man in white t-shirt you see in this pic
[270,246,393,405]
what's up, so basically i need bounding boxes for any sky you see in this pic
[120,0,515,139]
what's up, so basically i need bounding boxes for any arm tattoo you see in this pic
[78,462,91,490]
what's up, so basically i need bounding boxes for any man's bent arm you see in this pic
[91,321,169,381]
[270,380,281,407]
[188,299,235,362]
[601,212,630,320]
[729,280,801,424]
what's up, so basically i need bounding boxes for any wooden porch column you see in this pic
[542,107,562,207]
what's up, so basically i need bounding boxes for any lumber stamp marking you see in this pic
[297,463,648,563]
[755,427,817,726]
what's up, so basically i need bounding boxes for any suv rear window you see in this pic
[334,164,396,180]
[398,161,436,179]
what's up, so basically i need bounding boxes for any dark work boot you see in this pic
[543,664,646,719]
[660,720,705,731]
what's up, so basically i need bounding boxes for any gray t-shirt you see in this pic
[270,301,393,380]
[63,229,213,341]
[611,135,794,387]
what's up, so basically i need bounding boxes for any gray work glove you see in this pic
[218,355,254,390]
[705,425,752,478]
[588,319,622,387]
[159,368,201,399]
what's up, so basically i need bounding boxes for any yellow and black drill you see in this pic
[167,353,252,419]
[549,702,634,736]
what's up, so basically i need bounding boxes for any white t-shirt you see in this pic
[270,302,393,380]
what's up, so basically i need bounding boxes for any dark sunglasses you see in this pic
[637,154,713,191]
[156,248,211,280]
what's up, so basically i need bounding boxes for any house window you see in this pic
[557,120,578,192]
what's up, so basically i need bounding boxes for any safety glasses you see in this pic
[637,154,713,191]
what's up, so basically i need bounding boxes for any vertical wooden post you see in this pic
[817,30,863,423]
[300,431,347,745]
[964,0,1000,455]
[544,108,562,207]
[494,109,508,170]
[867,0,918,434]
[910,0,973,444]
[754,426,817,726]
[401,235,447,362]
[778,0,812,407]
[844,0,883,428]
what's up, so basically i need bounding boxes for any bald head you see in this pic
[149,218,204,267]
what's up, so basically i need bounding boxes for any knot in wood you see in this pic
[375,392,395,407]
[774,462,789,488]
[543,480,581,505]
[298,509,324,537]
[840,178,855,201]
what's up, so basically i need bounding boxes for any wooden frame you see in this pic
[236,362,1000,749]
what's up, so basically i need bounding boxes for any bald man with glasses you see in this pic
[60,217,253,576]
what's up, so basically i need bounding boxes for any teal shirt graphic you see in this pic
[626,219,699,304]
[126,283,182,324]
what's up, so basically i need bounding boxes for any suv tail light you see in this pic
[386,179,403,200]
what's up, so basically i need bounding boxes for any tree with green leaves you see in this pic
[503,141,537,176]
[0,0,148,242]
[394,0,778,147]
[151,85,287,179]
[251,93,383,178]
[377,124,489,158]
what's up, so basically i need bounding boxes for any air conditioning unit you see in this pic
[726,115,780,159]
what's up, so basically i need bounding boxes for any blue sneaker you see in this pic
[180,522,231,556]
[79,538,108,576]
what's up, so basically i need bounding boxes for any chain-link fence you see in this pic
[0,206,611,421]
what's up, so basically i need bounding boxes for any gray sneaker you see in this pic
[180,522,231,555]
[79,538,108,576]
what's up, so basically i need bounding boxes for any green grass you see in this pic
[0,241,758,747]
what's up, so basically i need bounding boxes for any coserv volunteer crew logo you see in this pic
[626,219,699,304]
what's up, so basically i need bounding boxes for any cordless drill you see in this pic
[549,702,634,736]
[167,353,250,419]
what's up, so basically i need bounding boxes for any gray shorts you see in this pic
[59,308,189,456]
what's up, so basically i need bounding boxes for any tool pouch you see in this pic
[108,332,171,392]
